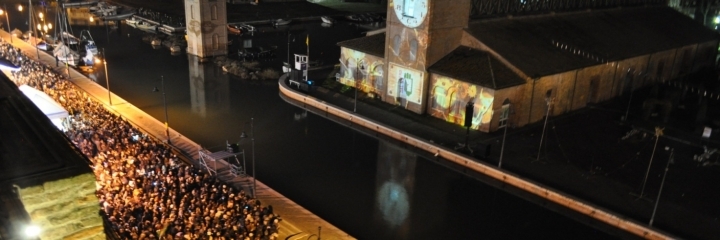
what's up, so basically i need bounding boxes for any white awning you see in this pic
[18,85,69,120]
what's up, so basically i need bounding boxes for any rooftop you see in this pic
[428,46,526,90]
[467,6,719,78]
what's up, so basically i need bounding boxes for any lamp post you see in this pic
[240,118,256,197]
[635,127,663,199]
[286,32,294,66]
[102,48,111,105]
[534,90,553,163]
[153,76,170,144]
[623,69,634,122]
[354,59,364,113]
[650,147,673,226]
[0,6,12,43]
[498,98,510,168]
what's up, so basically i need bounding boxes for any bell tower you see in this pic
[384,0,471,114]
[185,0,228,62]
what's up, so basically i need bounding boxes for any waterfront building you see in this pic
[337,0,718,132]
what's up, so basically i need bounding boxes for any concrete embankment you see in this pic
[0,31,353,240]
[277,75,676,240]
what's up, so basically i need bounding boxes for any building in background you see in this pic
[337,0,718,133]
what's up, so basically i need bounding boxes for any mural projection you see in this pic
[387,63,424,108]
[373,140,416,238]
[429,76,494,130]
[338,48,385,98]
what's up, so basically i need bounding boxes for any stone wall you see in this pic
[17,173,104,240]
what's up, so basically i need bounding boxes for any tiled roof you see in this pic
[337,32,386,58]
[429,46,526,89]
[466,6,719,78]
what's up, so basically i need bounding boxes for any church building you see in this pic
[336,0,718,132]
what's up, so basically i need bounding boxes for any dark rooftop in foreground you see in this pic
[337,32,386,58]
[467,6,720,78]
[0,73,91,188]
[429,46,526,90]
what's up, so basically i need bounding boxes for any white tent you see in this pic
[18,84,69,120]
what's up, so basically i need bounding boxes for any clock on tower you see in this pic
[393,0,428,28]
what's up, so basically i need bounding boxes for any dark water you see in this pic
[17,8,618,239]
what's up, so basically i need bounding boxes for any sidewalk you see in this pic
[0,32,353,240]
[280,74,720,239]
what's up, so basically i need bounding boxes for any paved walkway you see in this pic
[0,31,353,240]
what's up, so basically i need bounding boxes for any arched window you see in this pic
[212,34,219,50]
[190,5,194,19]
[211,5,217,20]
[409,39,418,61]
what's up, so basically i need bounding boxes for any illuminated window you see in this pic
[403,0,415,18]
[499,104,509,128]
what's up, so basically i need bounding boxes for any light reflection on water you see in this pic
[48,17,619,240]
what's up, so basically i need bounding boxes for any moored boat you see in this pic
[321,16,335,24]
[273,19,292,26]
[227,24,242,35]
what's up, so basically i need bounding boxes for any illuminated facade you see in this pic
[337,0,718,132]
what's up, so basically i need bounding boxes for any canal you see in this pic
[12,8,617,239]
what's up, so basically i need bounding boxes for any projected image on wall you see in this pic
[338,48,385,98]
[387,63,424,108]
[429,76,494,130]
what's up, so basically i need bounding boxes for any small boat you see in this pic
[98,10,135,21]
[53,42,80,66]
[61,0,99,8]
[131,21,157,32]
[125,17,139,25]
[79,30,98,55]
[227,24,242,35]
[239,23,256,32]
[273,19,292,26]
[238,46,277,60]
[321,16,335,24]
[170,45,182,53]
[60,32,80,45]
[90,2,118,16]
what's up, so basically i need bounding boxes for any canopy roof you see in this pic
[18,85,69,120]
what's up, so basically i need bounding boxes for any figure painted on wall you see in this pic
[371,64,384,99]
[429,77,495,130]
[397,73,408,108]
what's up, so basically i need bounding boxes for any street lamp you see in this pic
[634,127,664,199]
[623,69,634,122]
[354,59,365,113]
[153,76,170,144]
[0,7,12,43]
[650,147,673,226]
[95,48,111,105]
[498,98,511,168]
[534,90,553,163]
[240,118,256,197]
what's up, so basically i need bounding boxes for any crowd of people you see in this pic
[1,39,281,240]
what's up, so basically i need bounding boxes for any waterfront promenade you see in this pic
[278,75,676,239]
[0,31,353,240]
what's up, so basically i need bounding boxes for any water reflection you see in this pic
[188,55,229,118]
[375,140,415,237]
